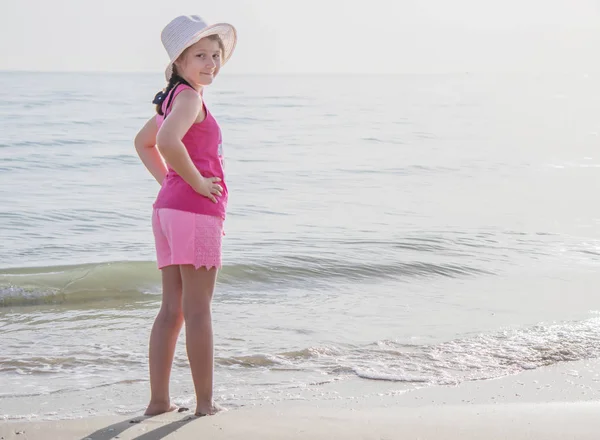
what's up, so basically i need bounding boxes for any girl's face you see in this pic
[175,37,222,88]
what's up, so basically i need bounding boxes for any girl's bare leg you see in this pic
[180,265,223,416]
[145,265,184,415]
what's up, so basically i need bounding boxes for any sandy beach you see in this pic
[3,358,599,439]
[1,402,598,439]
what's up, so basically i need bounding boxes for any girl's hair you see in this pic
[152,64,191,116]
[152,34,226,116]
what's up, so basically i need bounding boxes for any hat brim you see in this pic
[164,23,237,81]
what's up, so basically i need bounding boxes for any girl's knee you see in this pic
[159,304,184,325]
[183,303,211,324]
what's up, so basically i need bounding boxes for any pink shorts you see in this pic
[152,208,224,270]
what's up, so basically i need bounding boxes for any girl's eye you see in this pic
[197,54,205,58]
[213,54,221,59]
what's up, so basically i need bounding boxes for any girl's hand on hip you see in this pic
[193,176,222,203]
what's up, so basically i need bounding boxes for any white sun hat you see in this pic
[161,15,237,81]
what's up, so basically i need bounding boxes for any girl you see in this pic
[134,15,237,417]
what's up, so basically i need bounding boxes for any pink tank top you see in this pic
[153,84,228,219]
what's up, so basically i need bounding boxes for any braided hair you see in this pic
[152,65,193,116]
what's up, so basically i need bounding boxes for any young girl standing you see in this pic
[134,15,237,417]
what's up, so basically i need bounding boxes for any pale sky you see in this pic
[1,0,599,74]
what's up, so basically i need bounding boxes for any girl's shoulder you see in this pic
[163,84,201,117]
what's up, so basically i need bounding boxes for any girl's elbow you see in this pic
[156,133,176,152]
[134,132,154,151]
[133,135,145,151]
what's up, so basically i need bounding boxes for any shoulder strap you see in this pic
[163,83,194,117]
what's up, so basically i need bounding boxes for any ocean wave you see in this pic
[4,314,599,395]
[212,317,600,386]
[0,261,160,307]
[0,258,487,307]
[352,317,600,384]
[1,139,91,148]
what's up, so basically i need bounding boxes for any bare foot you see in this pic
[144,401,178,416]
[195,401,227,417]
